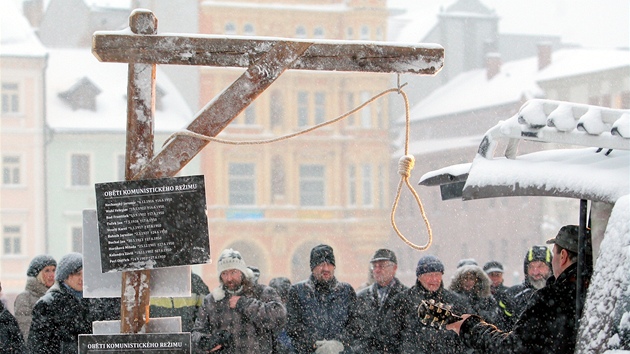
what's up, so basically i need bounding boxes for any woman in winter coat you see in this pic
[14,254,56,341]
[28,253,91,354]
[0,281,26,353]
[449,264,501,325]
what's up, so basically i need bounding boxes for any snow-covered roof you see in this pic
[46,48,192,133]
[0,1,47,57]
[201,0,349,12]
[419,99,630,204]
[405,48,630,123]
[387,0,630,49]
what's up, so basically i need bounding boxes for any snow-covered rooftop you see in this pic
[46,48,192,133]
[202,0,348,12]
[1,1,47,57]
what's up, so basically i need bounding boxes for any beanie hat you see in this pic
[217,249,251,279]
[523,245,552,276]
[416,255,445,276]
[55,252,83,282]
[310,244,335,270]
[483,260,504,274]
[456,258,478,268]
[27,254,57,277]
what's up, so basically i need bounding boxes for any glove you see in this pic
[198,330,232,351]
[314,340,344,354]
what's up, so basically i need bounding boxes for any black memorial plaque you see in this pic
[95,175,210,272]
[79,333,191,353]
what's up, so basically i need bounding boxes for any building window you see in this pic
[348,165,356,206]
[295,26,307,38]
[360,25,370,40]
[360,91,372,127]
[362,164,372,206]
[378,164,384,209]
[271,156,285,199]
[243,23,255,36]
[297,91,309,127]
[2,225,21,255]
[2,155,21,185]
[71,154,90,186]
[225,22,236,35]
[376,27,383,41]
[117,154,126,181]
[313,27,325,39]
[245,103,256,125]
[1,82,20,114]
[300,164,324,206]
[71,227,83,253]
[314,92,325,124]
[346,93,355,126]
[346,27,354,39]
[229,163,255,205]
[270,90,284,128]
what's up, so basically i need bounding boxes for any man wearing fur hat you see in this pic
[192,248,286,353]
[27,252,91,354]
[381,255,472,353]
[286,244,357,354]
[446,225,586,353]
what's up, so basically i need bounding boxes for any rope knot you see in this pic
[398,155,415,178]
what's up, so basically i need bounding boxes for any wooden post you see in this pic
[120,9,157,334]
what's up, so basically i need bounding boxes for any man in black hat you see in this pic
[286,244,356,354]
[352,249,408,353]
[447,225,585,354]
[483,260,511,330]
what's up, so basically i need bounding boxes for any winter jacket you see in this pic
[27,282,92,354]
[502,278,539,330]
[191,281,286,354]
[490,283,512,331]
[14,276,48,341]
[151,273,210,332]
[381,281,473,354]
[352,277,408,353]
[0,300,25,353]
[286,275,357,354]
[459,263,580,354]
[449,265,501,326]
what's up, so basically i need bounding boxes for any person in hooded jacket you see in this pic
[14,254,56,341]
[192,249,286,354]
[381,255,472,354]
[446,225,586,354]
[449,263,501,326]
[28,252,91,354]
[286,244,357,354]
[502,245,553,330]
[352,249,408,353]
[0,281,25,354]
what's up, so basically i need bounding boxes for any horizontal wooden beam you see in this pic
[92,32,444,75]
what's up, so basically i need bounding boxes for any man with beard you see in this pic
[381,255,472,353]
[502,245,553,330]
[352,249,408,353]
[192,249,286,353]
[446,225,585,353]
[286,244,357,354]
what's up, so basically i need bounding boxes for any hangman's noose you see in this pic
[164,80,433,251]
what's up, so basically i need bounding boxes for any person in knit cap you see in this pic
[28,252,91,354]
[192,248,286,353]
[501,245,553,330]
[286,244,357,354]
[13,254,56,341]
[381,255,471,353]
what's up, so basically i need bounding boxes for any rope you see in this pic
[165,85,433,251]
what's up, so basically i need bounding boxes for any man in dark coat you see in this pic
[192,249,286,353]
[352,249,408,353]
[28,252,92,354]
[0,281,25,353]
[447,225,585,354]
[483,260,512,330]
[381,255,472,354]
[502,245,553,330]
[286,244,357,354]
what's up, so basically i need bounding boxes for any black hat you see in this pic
[310,244,335,270]
[546,225,584,253]
[416,255,444,276]
[27,254,57,277]
[483,261,504,274]
[522,245,552,276]
[370,249,397,264]
[55,252,83,282]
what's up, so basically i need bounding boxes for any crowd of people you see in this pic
[0,224,586,353]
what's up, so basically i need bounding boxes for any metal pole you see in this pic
[576,199,588,322]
